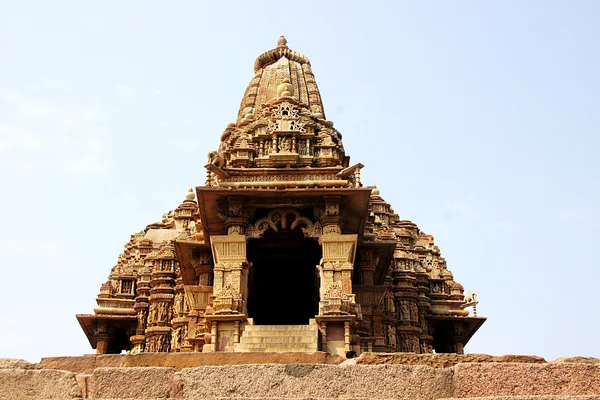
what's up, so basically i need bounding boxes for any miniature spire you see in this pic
[277,36,288,46]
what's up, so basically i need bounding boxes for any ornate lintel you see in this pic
[246,208,321,239]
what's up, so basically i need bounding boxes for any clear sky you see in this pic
[1,1,598,362]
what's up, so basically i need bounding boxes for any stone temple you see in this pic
[77,37,485,357]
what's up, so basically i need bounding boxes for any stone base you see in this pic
[39,351,342,374]
[1,354,598,399]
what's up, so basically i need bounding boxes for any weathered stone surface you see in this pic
[355,352,546,368]
[40,354,122,374]
[554,357,600,364]
[40,352,343,374]
[440,397,600,400]
[88,367,176,399]
[215,398,402,400]
[0,369,81,400]
[0,358,37,369]
[453,363,600,397]
[181,364,453,400]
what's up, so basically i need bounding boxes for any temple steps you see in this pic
[235,322,319,352]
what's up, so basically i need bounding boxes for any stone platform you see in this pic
[1,353,598,400]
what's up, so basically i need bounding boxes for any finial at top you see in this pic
[185,188,195,201]
[254,36,309,73]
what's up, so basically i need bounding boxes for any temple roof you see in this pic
[237,36,326,124]
[205,37,355,187]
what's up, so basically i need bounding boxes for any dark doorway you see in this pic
[247,228,321,325]
[107,326,132,354]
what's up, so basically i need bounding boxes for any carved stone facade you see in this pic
[77,37,485,357]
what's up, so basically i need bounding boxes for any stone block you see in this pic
[181,364,453,400]
[0,358,37,369]
[88,367,176,399]
[39,352,342,373]
[355,352,546,368]
[439,397,600,400]
[40,354,124,374]
[0,369,81,400]
[453,362,600,397]
[554,357,600,364]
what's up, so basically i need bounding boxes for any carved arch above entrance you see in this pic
[245,208,322,239]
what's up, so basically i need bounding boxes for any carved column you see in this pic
[210,231,247,315]
[95,321,109,355]
[393,249,421,353]
[317,197,355,312]
[145,242,177,352]
[315,196,358,357]
[170,276,188,352]
[130,265,151,353]
[205,198,249,351]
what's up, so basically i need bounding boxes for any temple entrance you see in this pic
[247,228,321,325]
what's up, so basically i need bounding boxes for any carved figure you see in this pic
[464,292,478,304]
[174,292,184,316]
[279,137,291,152]
[207,151,224,168]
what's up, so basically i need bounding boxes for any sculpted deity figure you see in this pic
[157,303,169,322]
[410,303,419,322]
[386,294,395,314]
[171,328,180,349]
[279,137,291,152]
[387,325,397,348]
[400,301,409,320]
[137,310,147,330]
[149,303,157,324]
[181,324,189,346]
[174,292,184,316]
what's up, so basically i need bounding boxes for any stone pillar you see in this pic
[318,229,357,315]
[95,321,109,355]
[210,230,248,315]
[393,253,421,353]
[233,321,240,344]
[130,265,151,353]
[344,321,351,352]
[210,321,217,352]
[356,249,377,286]
[170,279,188,352]
[453,322,466,354]
[205,199,250,351]
[317,196,357,316]
[145,242,177,352]
[320,322,327,351]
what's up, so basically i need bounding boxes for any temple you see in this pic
[77,37,485,357]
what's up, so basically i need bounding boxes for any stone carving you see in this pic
[387,325,397,349]
[464,292,477,305]
[247,208,320,238]
[174,292,184,317]
[207,150,224,168]
[320,282,354,315]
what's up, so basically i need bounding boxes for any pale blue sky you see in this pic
[1,1,598,361]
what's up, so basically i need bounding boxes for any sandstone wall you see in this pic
[0,353,598,400]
